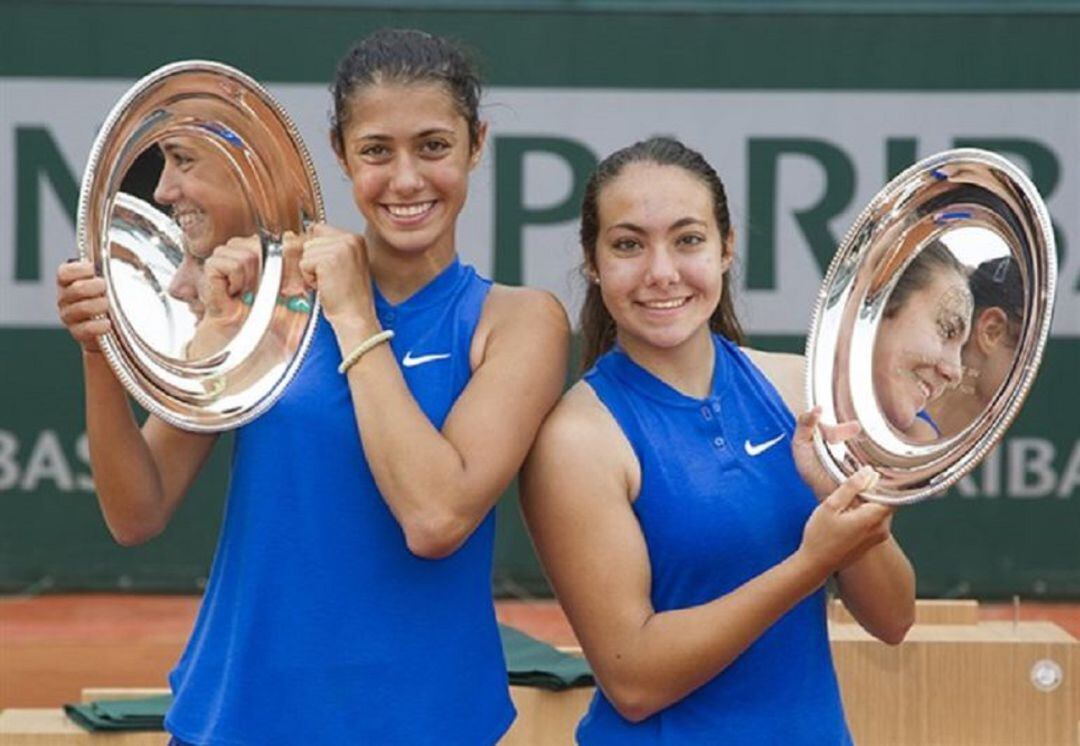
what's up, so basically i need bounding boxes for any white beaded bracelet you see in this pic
[338,330,395,374]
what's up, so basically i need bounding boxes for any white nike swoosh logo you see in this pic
[402,351,451,368]
[744,433,786,457]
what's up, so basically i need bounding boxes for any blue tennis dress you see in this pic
[166,258,515,745]
[577,335,852,745]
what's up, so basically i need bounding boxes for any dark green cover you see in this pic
[64,695,172,732]
[63,626,593,731]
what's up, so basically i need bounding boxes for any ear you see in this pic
[720,228,736,272]
[469,120,489,170]
[974,306,1008,353]
[329,130,350,177]
[582,254,600,286]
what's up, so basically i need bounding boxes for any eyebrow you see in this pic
[937,302,971,336]
[352,127,457,142]
[160,141,193,157]
[606,217,707,235]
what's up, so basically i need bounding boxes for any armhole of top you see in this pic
[465,277,498,375]
[735,345,803,431]
[581,374,645,503]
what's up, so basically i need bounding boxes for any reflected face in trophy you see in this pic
[962,306,1019,404]
[925,256,1024,436]
[153,137,255,319]
[961,257,1024,404]
[873,265,973,436]
[168,250,207,321]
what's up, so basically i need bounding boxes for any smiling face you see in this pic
[592,162,731,357]
[334,81,484,259]
[153,137,255,320]
[873,267,974,434]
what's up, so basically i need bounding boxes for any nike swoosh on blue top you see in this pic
[744,433,786,456]
[402,351,452,368]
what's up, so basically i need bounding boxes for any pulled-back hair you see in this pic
[579,137,744,371]
[969,255,1023,346]
[884,239,967,318]
[330,29,483,153]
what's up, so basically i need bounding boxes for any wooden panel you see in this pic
[502,687,593,746]
[830,598,980,625]
[833,621,1078,746]
[0,709,167,745]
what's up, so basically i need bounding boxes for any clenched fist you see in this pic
[299,223,377,329]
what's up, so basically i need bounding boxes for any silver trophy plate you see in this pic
[78,60,323,432]
[806,148,1056,504]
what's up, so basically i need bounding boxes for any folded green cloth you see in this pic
[499,623,594,691]
[64,694,171,731]
[65,625,594,731]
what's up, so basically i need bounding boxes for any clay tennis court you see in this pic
[3,594,1079,709]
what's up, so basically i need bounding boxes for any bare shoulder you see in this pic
[526,380,638,503]
[467,285,569,373]
[741,347,807,415]
[539,381,619,449]
[484,284,570,331]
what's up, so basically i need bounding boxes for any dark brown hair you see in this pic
[969,255,1023,346]
[883,239,967,318]
[579,137,744,371]
[330,29,483,154]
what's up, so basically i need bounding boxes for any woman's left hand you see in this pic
[299,223,377,330]
[792,407,862,501]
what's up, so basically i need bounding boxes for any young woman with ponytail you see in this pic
[522,137,915,744]
[58,29,569,745]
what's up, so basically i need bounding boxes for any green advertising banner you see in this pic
[1,1,1077,597]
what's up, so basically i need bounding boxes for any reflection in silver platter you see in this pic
[870,238,976,444]
[805,148,1056,504]
[78,60,323,432]
[108,192,195,357]
[925,231,1020,440]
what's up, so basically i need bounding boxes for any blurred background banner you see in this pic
[1,1,1077,597]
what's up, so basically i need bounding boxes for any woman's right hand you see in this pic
[798,466,893,581]
[56,260,111,353]
[299,223,377,332]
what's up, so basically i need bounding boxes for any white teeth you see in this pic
[175,212,203,234]
[386,201,434,218]
[642,297,689,310]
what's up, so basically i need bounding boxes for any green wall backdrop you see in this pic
[1,0,1078,597]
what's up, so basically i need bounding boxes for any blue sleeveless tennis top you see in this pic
[166,258,515,745]
[577,335,851,745]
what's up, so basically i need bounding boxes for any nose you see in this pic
[938,344,964,387]
[644,245,680,287]
[389,153,424,196]
[154,161,180,205]
[169,254,200,304]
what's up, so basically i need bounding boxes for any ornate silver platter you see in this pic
[806,148,1056,504]
[77,60,323,432]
